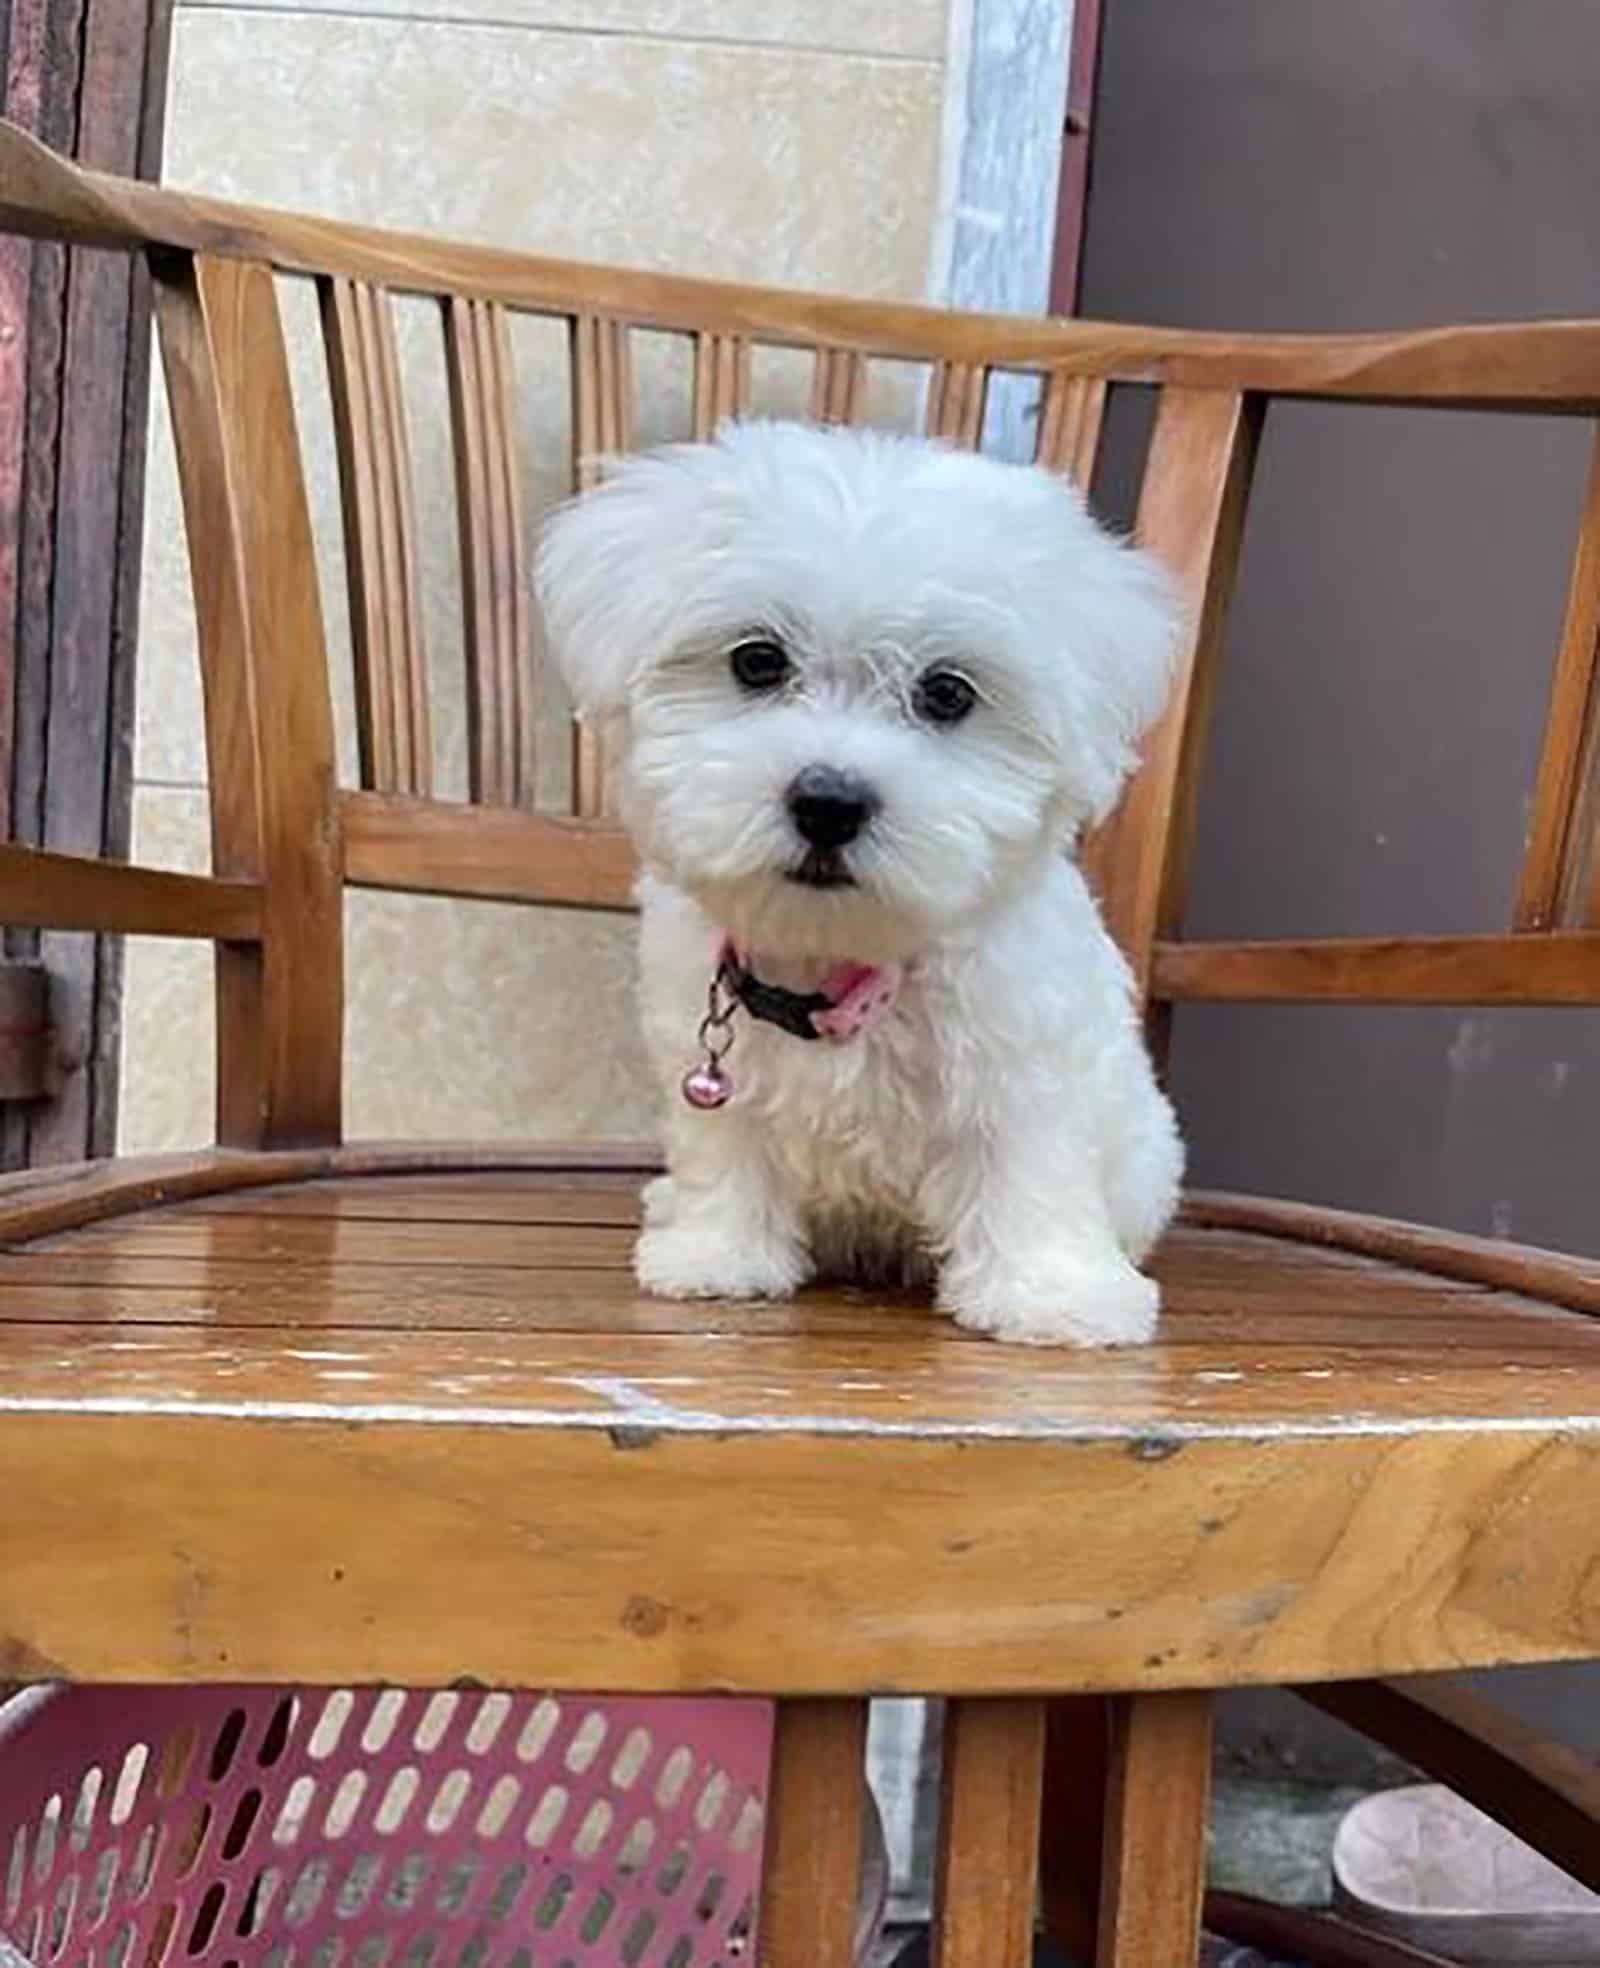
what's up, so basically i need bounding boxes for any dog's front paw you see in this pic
[635,1222,809,1301]
[942,1257,1159,1347]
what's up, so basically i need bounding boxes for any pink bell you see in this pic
[682,1058,732,1109]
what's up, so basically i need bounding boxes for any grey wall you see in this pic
[1079,0,1600,1774]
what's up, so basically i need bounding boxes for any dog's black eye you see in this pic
[729,638,791,693]
[913,669,978,726]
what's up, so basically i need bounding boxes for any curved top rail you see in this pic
[7,119,1600,406]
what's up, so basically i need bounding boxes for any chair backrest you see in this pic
[2,120,1598,1154]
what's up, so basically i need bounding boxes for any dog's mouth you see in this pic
[785,850,857,891]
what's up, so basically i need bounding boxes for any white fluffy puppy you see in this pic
[536,420,1183,1345]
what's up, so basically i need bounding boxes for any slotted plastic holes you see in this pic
[0,1686,776,1968]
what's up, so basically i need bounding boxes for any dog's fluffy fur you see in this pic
[536,420,1184,1345]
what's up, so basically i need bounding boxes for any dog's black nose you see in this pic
[786,764,879,850]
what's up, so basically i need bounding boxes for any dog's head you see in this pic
[536,420,1179,959]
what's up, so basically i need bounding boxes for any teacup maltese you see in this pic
[536,419,1183,1345]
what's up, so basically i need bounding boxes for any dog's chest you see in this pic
[736,986,937,1219]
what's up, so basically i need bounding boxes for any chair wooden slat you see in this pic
[1152,929,1600,1005]
[1035,369,1106,492]
[444,295,530,809]
[1085,386,1263,989]
[571,311,633,488]
[927,359,989,447]
[758,1699,868,1967]
[692,330,750,438]
[1518,421,1600,930]
[0,843,260,941]
[155,253,344,1149]
[340,790,634,911]
[1097,1693,1212,1968]
[932,1698,1046,1968]
[321,278,432,797]
[569,313,634,817]
[809,346,866,425]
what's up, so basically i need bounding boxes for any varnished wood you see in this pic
[1086,387,1262,985]
[321,277,432,797]
[1519,422,1600,930]
[809,347,865,425]
[1035,370,1105,491]
[1152,930,1600,1005]
[445,295,529,807]
[1183,1188,1600,1319]
[19,125,1600,407]
[1097,1694,1212,1968]
[758,1700,867,1967]
[1299,1676,1600,1894]
[0,841,260,940]
[157,254,343,1148]
[154,256,268,1146]
[927,360,989,447]
[5,120,1600,1937]
[1,1204,1546,1340]
[0,1238,1552,1342]
[569,313,633,817]
[692,330,750,439]
[1206,1892,1458,1968]
[190,1171,649,1222]
[13,1403,1600,1692]
[0,1143,656,1243]
[32,1210,639,1265]
[3,1175,1600,1692]
[570,312,633,489]
[340,790,635,910]
[932,1699,1046,1968]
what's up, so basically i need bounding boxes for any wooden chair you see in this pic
[2,121,1599,1968]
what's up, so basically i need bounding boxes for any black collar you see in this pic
[719,951,831,1042]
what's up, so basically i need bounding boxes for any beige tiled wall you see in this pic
[121,0,954,1151]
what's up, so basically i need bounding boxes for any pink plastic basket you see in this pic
[0,1686,881,1968]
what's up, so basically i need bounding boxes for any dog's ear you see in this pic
[1068,528,1184,825]
[1026,474,1184,827]
[534,454,691,722]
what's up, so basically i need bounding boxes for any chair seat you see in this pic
[2,1151,1599,1698]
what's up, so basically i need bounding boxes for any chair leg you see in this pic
[1097,1691,1213,1968]
[931,1697,1047,1968]
[758,1698,868,1968]
[1040,1696,1112,1962]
